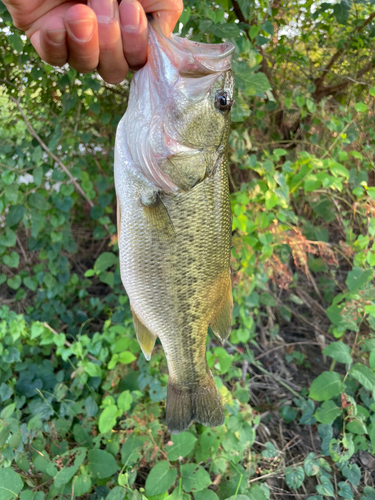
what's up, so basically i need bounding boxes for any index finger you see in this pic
[139,0,183,36]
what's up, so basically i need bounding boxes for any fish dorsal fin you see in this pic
[210,275,233,344]
[131,307,157,361]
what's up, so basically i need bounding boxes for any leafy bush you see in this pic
[1,0,375,498]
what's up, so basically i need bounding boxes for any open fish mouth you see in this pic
[147,13,235,77]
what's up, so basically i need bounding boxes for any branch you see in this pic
[10,96,94,208]
[314,58,375,101]
[314,12,375,91]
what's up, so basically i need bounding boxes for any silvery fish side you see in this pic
[114,18,234,433]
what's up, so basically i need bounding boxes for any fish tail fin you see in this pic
[166,372,224,434]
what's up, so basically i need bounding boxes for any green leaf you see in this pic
[73,474,92,496]
[342,463,361,487]
[338,481,354,499]
[350,363,375,392]
[329,162,349,179]
[247,485,268,500]
[0,468,24,500]
[85,362,102,378]
[28,193,50,211]
[30,322,45,339]
[304,453,322,476]
[316,476,335,497]
[121,435,146,466]
[180,464,211,492]
[85,396,98,417]
[23,276,37,291]
[210,23,240,39]
[118,351,136,364]
[167,432,197,461]
[0,383,13,402]
[100,271,114,288]
[98,405,121,434]
[309,372,345,401]
[54,466,78,488]
[329,434,355,464]
[322,342,352,364]
[354,102,368,112]
[333,1,351,24]
[233,61,271,96]
[285,466,305,489]
[145,462,177,496]
[117,391,132,412]
[314,400,342,424]
[346,268,373,293]
[87,449,119,479]
[3,251,20,268]
[361,487,375,500]
[194,490,219,500]
[94,252,118,272]
[6,205,24,228]
[106,486,126,500]
[3,229,16,247]
[7,275,21,290]
[8,33,24,52]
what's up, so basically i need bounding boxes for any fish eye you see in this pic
[215,91,232,112]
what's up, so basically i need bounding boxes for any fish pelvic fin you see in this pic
[210,275,233,344]
[166,371,224,434]
[131,307,157,361]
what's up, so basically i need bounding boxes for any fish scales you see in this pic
[115,17,234,433]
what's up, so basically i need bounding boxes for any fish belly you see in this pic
[115,155,232,432]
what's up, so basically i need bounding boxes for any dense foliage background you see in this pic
[1,0,375,498]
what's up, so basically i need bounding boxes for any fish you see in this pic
[114,16,234,434]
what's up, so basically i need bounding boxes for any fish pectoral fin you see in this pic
[210,277,233,344]
[141,191,175,241]
[131,308,157,361]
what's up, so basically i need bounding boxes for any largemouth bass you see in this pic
[115,17,234,433]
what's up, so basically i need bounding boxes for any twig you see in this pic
[251,363,303,399]
[314,11,375,92]
[16,234,28,264]
[254,341,322,361]
[10,96,94,208]
[42,322,97,362]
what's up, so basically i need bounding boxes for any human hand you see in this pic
[3,0,183,84]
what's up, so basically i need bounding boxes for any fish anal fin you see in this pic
[141,191,175,241]
[131,308,157,361]
[166,371,224,434]
[210,277,233,344]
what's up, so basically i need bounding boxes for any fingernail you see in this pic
[120,0,140,32]
[47,29,66,45]
[89,0,115,23]
[67,19,94,42]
